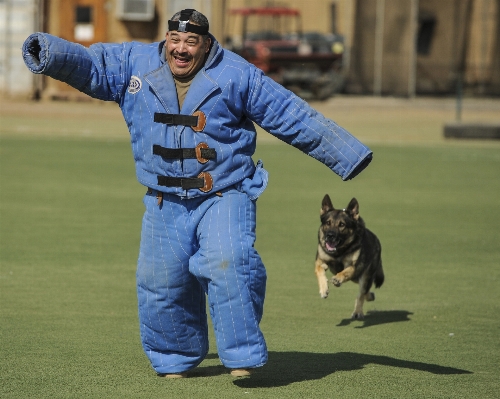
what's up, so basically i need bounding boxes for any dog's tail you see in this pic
[374,265,384,288]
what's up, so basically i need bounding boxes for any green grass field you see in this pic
[1,98,499,398]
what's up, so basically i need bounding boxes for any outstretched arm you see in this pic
[245,69,372,181]
[22,32,128,103]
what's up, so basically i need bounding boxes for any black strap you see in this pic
[153,145,216,160]
[157,176,205,189]
[154,113,198,126]
[168,20,209,35]
[168,10,209,35]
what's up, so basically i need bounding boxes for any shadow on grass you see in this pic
[233,351,472,388]
[336,310,413,328]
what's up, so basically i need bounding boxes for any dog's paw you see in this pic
[319,289,329,299]
[331,277,342,287]
[366,292,375,302]
[351,312,364,320]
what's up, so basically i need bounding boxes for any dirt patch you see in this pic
[2,95,500,146]
[0,97,127,140]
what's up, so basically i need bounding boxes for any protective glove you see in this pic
[22,33,47,73]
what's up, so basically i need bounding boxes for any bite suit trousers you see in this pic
[136,187,268,374]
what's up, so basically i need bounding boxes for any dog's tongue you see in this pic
[326,242,336,251]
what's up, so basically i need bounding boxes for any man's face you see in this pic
[165,30,211,79]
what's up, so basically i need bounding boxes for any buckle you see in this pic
[178,20,188,32]
[197,172,213,192]
[156,173,213,192]
[195,142,210,164]
[192,110,206,132]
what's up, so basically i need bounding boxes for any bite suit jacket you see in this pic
[22,33,372,198]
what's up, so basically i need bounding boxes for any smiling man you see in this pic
[165,15,211,79]
[165,11,212,110]
[22,9,372,378]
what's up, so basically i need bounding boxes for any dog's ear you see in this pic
[346,198,359,220]
[320,194,334,215]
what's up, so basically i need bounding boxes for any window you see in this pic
[417,14,436,55]
[76,6,92,24]
[75,6,94,41]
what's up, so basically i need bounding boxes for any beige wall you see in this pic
[348,0,416,95]
[466,0,499,92]
[416,0,469,94]
[347,0,499,96]
[413,0,499,95]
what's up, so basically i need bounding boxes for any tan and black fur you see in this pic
[315,194,384,319]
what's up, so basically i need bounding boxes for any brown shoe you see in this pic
[230,368,252,377]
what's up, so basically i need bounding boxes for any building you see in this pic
[1,0,498,99]
[0,0,40,97]
[348,0,500,96]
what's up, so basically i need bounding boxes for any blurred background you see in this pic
[1,0,499,101]
[1,3,500,397]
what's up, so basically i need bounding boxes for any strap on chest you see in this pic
[154,111,206,132]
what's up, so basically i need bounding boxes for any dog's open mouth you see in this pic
[325,240,339,252]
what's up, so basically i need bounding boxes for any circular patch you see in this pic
[127,75,142,94]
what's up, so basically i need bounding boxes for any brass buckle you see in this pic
[197,172,213,193]
[195,142,210,164]
[192,110,206,132]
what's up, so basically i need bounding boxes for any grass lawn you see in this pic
[1,98,499,398]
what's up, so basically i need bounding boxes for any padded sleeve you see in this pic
[22,32,128,102]
[246,69,372,181]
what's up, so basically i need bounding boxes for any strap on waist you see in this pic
[157,176,204,190]
[157,172,213,193]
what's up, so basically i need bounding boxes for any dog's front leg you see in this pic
[331,265,355,287]
[315,259,329,298]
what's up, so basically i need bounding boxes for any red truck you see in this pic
[225,7,345,100]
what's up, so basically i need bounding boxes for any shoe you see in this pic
[160,373,187,379]
[230,368,252,377]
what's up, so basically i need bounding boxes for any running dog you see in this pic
[315,194,384,319]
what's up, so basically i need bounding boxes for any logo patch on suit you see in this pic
[127,75,142,94]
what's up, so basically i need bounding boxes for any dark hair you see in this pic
[170,10,209,37]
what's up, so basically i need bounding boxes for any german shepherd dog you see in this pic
[315,194,384,319]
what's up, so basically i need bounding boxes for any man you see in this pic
[22,9,372,378]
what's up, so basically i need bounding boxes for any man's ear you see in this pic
[205,37,212,53]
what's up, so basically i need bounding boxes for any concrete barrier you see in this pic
[444,123,500,139]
